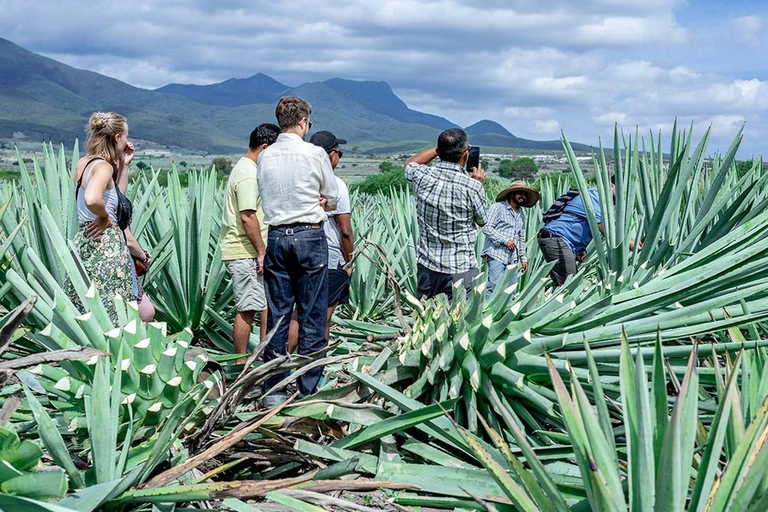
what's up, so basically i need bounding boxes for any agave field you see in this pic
[1,122,768,511]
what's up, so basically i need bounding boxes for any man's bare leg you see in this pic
[234,310,256,364]
[325,304,337,340]
[260,309,268,340]
[287,311,299,354]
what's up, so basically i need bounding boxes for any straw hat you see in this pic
[495,180,540,207]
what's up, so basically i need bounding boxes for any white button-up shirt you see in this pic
[257,133,339,226]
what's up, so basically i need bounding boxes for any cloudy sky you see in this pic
[2,0,767,157]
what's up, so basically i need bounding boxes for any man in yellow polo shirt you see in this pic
[220,123,281,362]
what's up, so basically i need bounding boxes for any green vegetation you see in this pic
[211,156,233,174]
[498,156,538,180]
[350,160,408,194]
[2,123,768,510]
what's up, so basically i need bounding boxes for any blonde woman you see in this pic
[68,112,153,322]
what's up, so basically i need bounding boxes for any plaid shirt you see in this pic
[405,161,488,273]
[481,201,527,265]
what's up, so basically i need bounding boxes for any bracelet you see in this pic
[142,250,150,264]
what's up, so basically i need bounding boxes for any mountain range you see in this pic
[0,37,592,153]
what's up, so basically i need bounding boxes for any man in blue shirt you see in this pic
[537,184,609,285]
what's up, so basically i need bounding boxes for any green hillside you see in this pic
[0,37,590,153]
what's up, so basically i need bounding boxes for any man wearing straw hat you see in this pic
[482,180,540,299]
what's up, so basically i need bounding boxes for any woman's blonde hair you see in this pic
[86,112,127,168]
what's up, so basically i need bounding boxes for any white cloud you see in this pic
[0,0,764,156]
[531,120,562,134]
[591,112,628,126]
[730,16,762,48]
[574,14,687,46]
[503,107,555,119]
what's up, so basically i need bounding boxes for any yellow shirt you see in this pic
[220,157,268,260]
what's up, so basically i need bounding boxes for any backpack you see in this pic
[542,189,579,224]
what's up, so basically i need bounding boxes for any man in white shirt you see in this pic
[287,131,354,354]
[257,96,339,405]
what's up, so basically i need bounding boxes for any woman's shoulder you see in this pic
[76,155,113,185]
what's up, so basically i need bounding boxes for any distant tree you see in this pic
[179,161,188,168]
[212,157,233,174]
[481,158,490,170]
[351,146,359,154]
[135,161,149,171]
[498,159,513,177]
[498,157,538,181]
[352,160,408,195]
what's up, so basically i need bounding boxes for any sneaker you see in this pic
[261,392,288,408]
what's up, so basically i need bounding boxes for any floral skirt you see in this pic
[66,225,135,324]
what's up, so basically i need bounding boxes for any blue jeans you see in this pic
[484,257,518,300]
[263,225,329,397]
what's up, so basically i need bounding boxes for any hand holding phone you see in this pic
[467,146,480,172]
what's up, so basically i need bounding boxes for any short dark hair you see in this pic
[437,128,469,163]
[275,96,311,131]
[249,123,280,150]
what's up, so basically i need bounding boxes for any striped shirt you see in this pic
[481,201,527,265]
[405,160,488,274]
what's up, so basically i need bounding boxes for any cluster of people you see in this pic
[403,128,541,301]
[219,97,354,407]
[73,98,610,408]
[405,125,613,296]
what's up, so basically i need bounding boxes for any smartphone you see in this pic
[467,146,480,172]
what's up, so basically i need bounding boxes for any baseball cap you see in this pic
[310,130,347,153]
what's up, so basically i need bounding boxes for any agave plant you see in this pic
[389,124,768,439]
[132,166,241,348]
[452,335,768,512]
[0,427,67,501]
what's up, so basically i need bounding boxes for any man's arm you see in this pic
[319,156,339,210]
[335,213,355,275]
[240,210,266,274]
[482,203,507,245]
[471,186,488,227]
[517,211,527,263]
[405,147,438,167]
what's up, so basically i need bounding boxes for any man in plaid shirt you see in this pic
[404,128,487,299]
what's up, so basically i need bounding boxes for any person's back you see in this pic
[220,157,268,260]
[258,133,337,226]
[407,163,486,273]
[538,186,604,285]
[258,96,338,406]
[542,188,602,254]
[404,128,487,299]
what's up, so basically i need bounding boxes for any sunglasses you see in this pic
[330,149,344,158]
[303,117,313,130]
